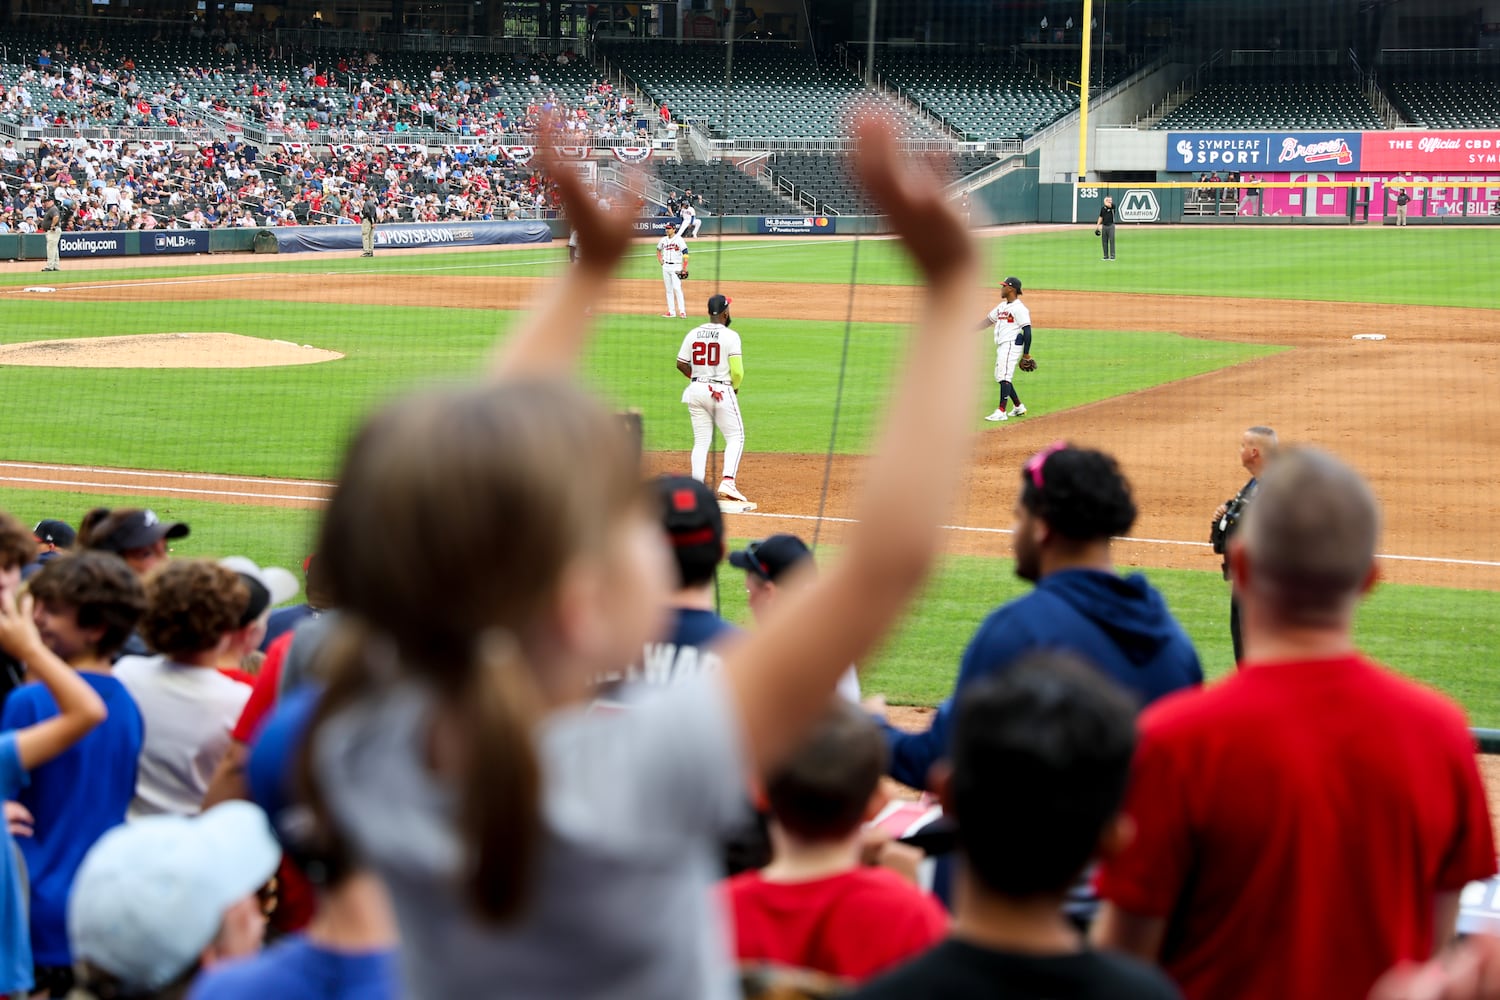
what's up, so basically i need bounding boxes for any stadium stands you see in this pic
[601,41,942,141]
[654,161,797,216]
[1154,69,1381,130]
[872,51,1075,141]
[1387,74,1500,129]
[767,152,999,215]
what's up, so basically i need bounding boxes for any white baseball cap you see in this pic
[219,555,301,607]
[68,801,282,991]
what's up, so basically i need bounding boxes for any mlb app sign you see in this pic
[1168,132,1363,172]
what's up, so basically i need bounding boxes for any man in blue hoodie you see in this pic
[882,443,1201,792]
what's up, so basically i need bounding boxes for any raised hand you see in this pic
[849,102,977,288]
[538,115,640,273]
[0,591,42,661]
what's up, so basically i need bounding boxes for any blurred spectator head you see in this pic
[219,556,299,655]
[79,507,189,577]
[313,381,667,921]
[1014,444,1137,581]
[140,560,249,661]
[0,510,35,600]
[69,801,281,997]
[1233,447,1379,629]
[654,475,724,589]
[729,534,813,623]
[765,701,886,844]
[33,517,76,552]
[27,551,147,662]
[944,651,1137,898]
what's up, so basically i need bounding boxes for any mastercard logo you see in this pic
[815,217,830,227]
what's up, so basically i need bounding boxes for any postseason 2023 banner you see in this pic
[271,219,551,253]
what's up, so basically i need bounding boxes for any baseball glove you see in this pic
[1018,356,1037,372]
[677,270,689,280]
[1094,229,1101,237]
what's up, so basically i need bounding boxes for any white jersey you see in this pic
[987,297,1032,347]
[657,234,688,269]
[676,323,741,385]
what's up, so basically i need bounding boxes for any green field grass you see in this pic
[0,225,1495,723]
[0,297,1278,476]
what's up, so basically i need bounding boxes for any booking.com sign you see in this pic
[1118,190,1160,223]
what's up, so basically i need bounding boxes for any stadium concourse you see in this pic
[3,1,1500,999]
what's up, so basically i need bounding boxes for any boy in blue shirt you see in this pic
[4,552,144,997]
[0,535,111,997]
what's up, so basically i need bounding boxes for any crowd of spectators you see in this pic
[0,116,1498,1000]
[0,131,575,233]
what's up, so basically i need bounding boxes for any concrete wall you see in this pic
[1036,61,1191,182]
[1094,128,1171,172]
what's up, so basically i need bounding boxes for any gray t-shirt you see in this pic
[315,671,746,1000]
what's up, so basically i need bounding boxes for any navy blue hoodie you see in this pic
[884,568,1202,790]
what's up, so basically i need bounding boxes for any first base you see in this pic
[718,499,758,514]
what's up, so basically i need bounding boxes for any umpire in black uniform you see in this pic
[1211,426,1278,663]
[1095,196,1116,260]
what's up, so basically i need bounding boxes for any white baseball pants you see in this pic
[682,381,745,482]
[683,218,702,237]
[662,265,686,316]
[995,339,1024,382]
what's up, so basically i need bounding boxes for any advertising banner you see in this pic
[755,216,837,235]
[632,218,675,236]
[1168,132,1362,172]
[1233,172,1500,219]
[1360,131,1500,171]
[140,230,212,255]
[59,232,127,258]
[271,219,551,253]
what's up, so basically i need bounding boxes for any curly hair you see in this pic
[140,560,249,659]
[0,511,36,572]
[27,552,148,659]
[1020,447,1138,541]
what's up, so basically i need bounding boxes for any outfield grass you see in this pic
[0,296,1278,476]
[5,486,1496,725]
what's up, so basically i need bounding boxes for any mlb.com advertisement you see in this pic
[756,216,836,235]
[1168,131,1364,173]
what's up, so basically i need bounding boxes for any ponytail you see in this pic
[459,629,543,923]
[299,621,544,924]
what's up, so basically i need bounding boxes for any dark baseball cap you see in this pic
[707,294,732,316]
[729,534,813,582]
[33,519,76,548]
[90,509,190,553]
[654,476,723,549]
[1003,276,1022,293]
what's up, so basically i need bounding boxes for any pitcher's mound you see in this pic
[0,333,343,369]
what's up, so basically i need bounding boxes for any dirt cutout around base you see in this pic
[0,333,343,369]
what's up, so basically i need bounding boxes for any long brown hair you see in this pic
[304,378,640,923]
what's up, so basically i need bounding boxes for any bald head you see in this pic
[1239,448,1379,625]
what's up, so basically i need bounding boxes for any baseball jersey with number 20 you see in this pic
[677,323,742,384]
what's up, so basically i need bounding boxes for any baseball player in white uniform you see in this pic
[656,223,690,317]
[680,202,702,238]
[981,276,1033,421]
[676,293,749,503]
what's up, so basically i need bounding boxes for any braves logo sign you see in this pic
[1279,137,1353,165]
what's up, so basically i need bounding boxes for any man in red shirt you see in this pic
[1093,448,1496,1000]
[724,702,947,982]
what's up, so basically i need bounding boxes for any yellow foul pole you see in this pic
[1072,0,1095,222]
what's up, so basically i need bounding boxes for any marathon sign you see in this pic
[1360,130,1500,171]
[271,219,551,253]
[756,216,837,235]
[1168,132,1363,172]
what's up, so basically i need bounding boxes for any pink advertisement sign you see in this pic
[1242,172,1500,219]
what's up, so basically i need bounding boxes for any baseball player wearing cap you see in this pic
[657,223,690,318]
[41,196,62,272]
[677,294,749,504]
[981,276,1033,422]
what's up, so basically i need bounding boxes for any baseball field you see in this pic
[1,224,1497,721]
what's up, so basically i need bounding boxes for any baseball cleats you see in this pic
[717,480,749,503]
[1011,405,1027,416]
[662,313,677,318]
[984,409,1008,422]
